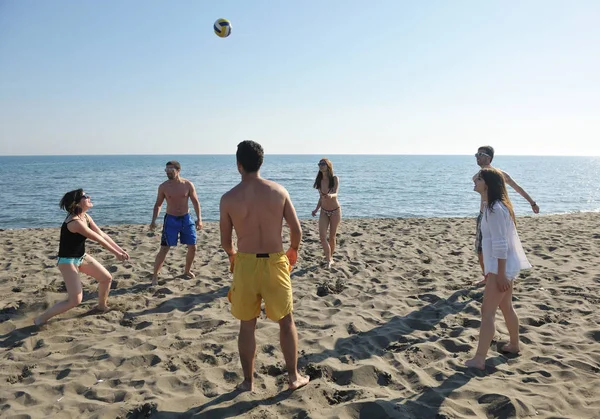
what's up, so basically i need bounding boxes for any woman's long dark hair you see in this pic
[60,189,84,215]
[313,158,334,191]
[479,168,516,225]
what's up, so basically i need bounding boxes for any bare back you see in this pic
[160,178,193,216]
[222,178,291,254]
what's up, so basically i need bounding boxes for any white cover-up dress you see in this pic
[480,201,532,280]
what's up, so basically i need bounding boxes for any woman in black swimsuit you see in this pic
[34,189,130,326]
[312,158,341,268]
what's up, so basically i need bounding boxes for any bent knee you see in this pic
[69,293,84,306]
[99,273,112,283]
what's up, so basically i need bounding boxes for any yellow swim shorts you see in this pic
[228,252,293,321]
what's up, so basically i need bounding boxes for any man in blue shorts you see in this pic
[150,161,203,285]
[473,146,539,285]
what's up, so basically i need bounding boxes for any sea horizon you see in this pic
[1,154,599,230]
[1,153,599,157]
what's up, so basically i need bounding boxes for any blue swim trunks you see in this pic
[161,213,197,247]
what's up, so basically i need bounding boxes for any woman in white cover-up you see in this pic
[466,167,532,370]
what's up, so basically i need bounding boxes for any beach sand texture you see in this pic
[1,213,600,418]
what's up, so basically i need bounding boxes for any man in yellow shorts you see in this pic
[220,140,310,392]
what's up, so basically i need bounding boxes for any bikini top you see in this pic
[320,180,335,196]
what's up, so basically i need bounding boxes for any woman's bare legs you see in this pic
[34,264,83,325]
[318,211,331,263]
[328,209,342,265]
[78,255,112,310]
[498,285,520,353]
[465,274,507,370]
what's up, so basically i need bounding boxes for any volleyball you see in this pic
[214,18,231,38]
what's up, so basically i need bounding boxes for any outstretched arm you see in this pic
[87,215,127,255]
[503,172,539,214]
[69,219,128,260]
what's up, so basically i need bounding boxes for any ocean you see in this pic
[0,155,599,230]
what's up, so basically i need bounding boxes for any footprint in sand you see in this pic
[56,368,71,380]
[377,370,393,386]
[134,321,153,330]
[260,363,286,377]
[198,353,218,366]
[223,371,240,384]
[262,344,277,356]
[461,318,481,328]
[347,323,360,335]
[183,358,199,373]
[165,358,178,372]
[170,341,191,350]
[438,339,472,353]
[478,394,518,418]
[325,389,360,405]
[586,330,600,342]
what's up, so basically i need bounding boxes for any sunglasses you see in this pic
[81,194,91,200]
[475,152,490,158]
[318,162,327,166]
[165,167,177,172]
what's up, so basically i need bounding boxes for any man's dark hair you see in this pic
[166,160,181,170]
[478,145,495,162]
[236,140,264,173]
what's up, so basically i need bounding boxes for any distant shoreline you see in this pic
[2,154,599,157]
[2,211,598,232]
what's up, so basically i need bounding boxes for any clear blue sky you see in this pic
[1,0,598,156]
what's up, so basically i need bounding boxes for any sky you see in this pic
[0,0,599,156]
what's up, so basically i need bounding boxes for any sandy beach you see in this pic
[1,213,600,418]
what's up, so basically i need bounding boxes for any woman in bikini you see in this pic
[311,158,341,268]
[34,189,130,326]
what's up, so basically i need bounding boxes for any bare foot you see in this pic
[151,276,158,286]
[288,374,310,391]
[236,379,253,392]
[465,358,486,370]
[501,343,520,354]
[183,271,195,279]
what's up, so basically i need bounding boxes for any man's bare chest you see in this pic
[165,184,189,200]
